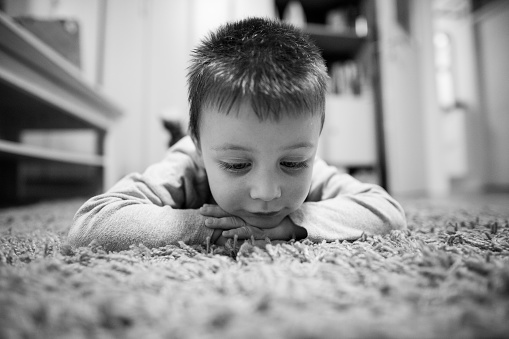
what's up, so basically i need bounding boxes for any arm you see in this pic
[288,158,407,242]
[67,137,214,251]
[199,205,307,243]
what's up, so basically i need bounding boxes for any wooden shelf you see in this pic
[304,24,365,59]
[0,12,122,203]
[0,12,122,130]
[0,140,104,167]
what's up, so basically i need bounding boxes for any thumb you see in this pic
[226,216,247,228]
[223,226,263,239]
[258,225,294,241]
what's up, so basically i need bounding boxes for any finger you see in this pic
[252,239,270,248]
[267,240,288,246]
[199,204,230,218]
[223,226,263,240]
[210,229,223,244]
[204,216,246,229]
[213,235,228,246]
[257,218,300,241]
[259,226,288,241]
[249,239,286,249]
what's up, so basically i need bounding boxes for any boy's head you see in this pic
[187,17,328,229]
[187,17,328,144]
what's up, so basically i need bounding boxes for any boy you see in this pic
[68,17,406,252]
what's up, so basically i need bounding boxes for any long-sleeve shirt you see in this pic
[68,136,406,251]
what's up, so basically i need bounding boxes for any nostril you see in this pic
[250,185,281,201]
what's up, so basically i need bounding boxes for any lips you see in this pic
[249,211,280,217]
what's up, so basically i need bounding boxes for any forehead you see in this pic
[199,101,321,150]
[200,97,319,125]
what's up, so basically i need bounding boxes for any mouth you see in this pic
[248,211,280,217]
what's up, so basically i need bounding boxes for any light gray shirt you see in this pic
[68,136,407,251]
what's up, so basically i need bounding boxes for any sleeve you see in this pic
[288,157,407,242]
[67,137,214,251]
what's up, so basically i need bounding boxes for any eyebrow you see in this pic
[211,142,314,152]
[212,144,254,152]
[282,142,315,151]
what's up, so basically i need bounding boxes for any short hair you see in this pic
[187,17,328,143]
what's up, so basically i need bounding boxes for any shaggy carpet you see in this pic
[0,195,509,339]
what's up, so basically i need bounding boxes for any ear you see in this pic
[192,135,203,158]
[191,135,201,156]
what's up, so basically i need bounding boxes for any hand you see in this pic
[200,204,247,229]
[200,204,245,245]
[199,204,307,242]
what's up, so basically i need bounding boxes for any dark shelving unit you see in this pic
[275,0,387,189]
[0,12,122,204]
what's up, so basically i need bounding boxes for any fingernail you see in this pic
[222,230,231,237]
[205,218,213,226]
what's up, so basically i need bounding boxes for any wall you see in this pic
[434,1,486,193]
[475,1,509,189]
[414,0,449,197]
[377,0,448,197]
[190,0,276,46]
[103,0,276,187]
[101,0,192,187]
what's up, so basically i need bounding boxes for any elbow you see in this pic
[371,199,407,235]
[386,201,407,232]
[66,196,109,249]
[67,218,112,250]
[391,211,407,231]
[67,205,99,249]
[67,218,89,249]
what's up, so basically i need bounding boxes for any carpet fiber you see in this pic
[1,195,509,339]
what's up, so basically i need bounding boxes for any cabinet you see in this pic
[0,12,122,204]
[276,0,386,188]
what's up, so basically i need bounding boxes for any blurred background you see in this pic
[0,0,508,205]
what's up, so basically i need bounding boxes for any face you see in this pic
[196,101,321,228]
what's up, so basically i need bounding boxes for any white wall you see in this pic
[377,0,449,197]
[190,0,276,46]
[103,0,276,187]
[104,0,276,187]
[101,0,194,186]
[414,0,449,197]
[434,1,486,193]
[475,2,509,189]
[378,0,426,196]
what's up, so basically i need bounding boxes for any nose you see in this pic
[249,171,281,202]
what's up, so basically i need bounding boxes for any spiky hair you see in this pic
[187,17,328,142]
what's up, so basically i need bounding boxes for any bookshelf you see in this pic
[0,12,122,204]
[276,0,386,188]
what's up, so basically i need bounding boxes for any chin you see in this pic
[242,216,284,229]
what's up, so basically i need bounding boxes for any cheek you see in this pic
[284,174,312,205]
[278,168,313,211]
[206,167,242,209]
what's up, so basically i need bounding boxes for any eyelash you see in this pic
[281,161,309,170]
[218,162,251,172]
[218,161,308,173]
